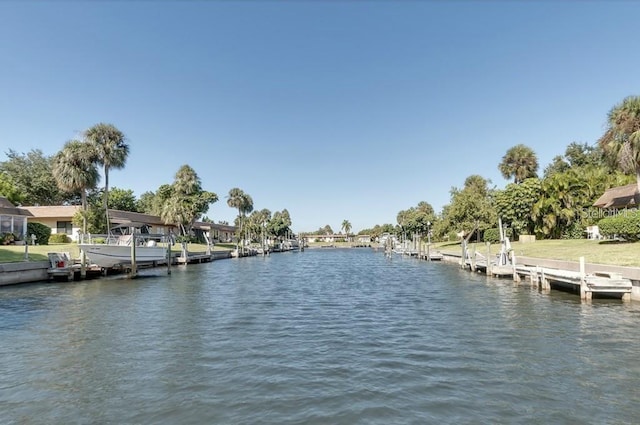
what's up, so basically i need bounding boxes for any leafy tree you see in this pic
[52,140,100,236]
[438,175,497,239]
[544,142,611,178]
[532,170,586,238]
[227,188,253,253]
[498,144,539,183]
[494,178,542,237]
[72,189,106,234]
[0,149,67,205]
[0,172,24,205]
[598,95,640,193]
[136,191,157,214]
[564,142,604,168]
[317,224,334,235]
[160,165,218,235]
[543,155,570,178]
[247,208,272,242]
[268,209,292,239]
[85,123,130,230]
[396,201,436,240]
[107,187,138,212]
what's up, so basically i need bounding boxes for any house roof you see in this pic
[17,204,234,230]
[193,221,236,232]
[0,197,33,216]
[593,183,640,209]
[21,205,172,227]
[19,205,80,218]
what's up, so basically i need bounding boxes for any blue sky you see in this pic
[1,1,639,233]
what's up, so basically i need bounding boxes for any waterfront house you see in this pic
[0,197,31,241]
[192,221,236,243]
[304,234,349,243]
[21,206,179,241]
[19,205,81,240]
[591,183,640,240]
[592,183,639,210]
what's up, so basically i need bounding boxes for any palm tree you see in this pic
[498,144,539,184]
[85,123,129,232]
[341,219,352,242]
[52,140,100,235]
[227,188,254,255]
[52,140,100,277]
[598,95,640,193]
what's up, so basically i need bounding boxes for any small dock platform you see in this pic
[423,252,443,261]
[445,250,635,302]
[177,250,232,264]
[47,252,104,281]
[513,265,632,301]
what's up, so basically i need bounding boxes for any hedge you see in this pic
[483,227,513,243]
[27,222,51,245]
[49,233,71,244]
[598,212,640,241]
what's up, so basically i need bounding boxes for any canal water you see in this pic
[2,249,640,424]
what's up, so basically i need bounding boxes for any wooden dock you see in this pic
[436,250,634,302]
[512,264,632,301]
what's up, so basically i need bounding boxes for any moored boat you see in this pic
[79,228,171,269]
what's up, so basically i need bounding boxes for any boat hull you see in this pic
[79,244,168,268]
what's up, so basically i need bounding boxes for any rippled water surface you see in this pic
[2,249,640,424]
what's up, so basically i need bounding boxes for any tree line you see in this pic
[0,123,293,244]
[358,95,640,243]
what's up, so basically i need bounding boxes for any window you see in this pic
[13,218,24,238]
[56,221,73,235]
[0,215,11,234]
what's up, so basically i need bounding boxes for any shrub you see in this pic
[598,212,640,241]
[483,228,513,243]
[27,222,51,245]
[561,222,585,239]
[1,233,16,245]
[49,233,71,244]
[175,235,197,244]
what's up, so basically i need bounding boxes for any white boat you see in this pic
[79,231,171,269]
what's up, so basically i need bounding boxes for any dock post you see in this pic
[166,238,172,275]
[470,249,476,272]
[130,233,137,278]
[512,252,520,283]
[579,256,590,300]
[181,242,188,264]
[540,268,550,292]
[486,242,492,277]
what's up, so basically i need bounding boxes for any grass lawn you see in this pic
[434,239,640,267]
[0,242,235,264]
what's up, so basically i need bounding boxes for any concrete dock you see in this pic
[436,250,636,302]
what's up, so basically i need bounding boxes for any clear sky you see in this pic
[1,1,639,233]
